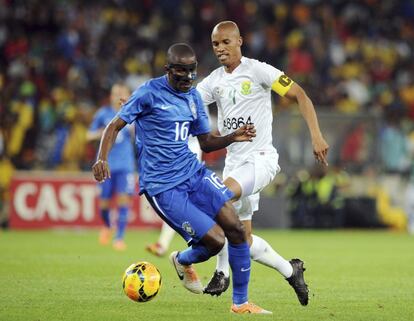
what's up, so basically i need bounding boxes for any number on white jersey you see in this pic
[223,116,253,130]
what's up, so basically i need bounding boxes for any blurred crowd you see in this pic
[1,0,414,171]
[1,0,414,231]
[284,163,409,230]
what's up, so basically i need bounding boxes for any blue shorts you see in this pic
[99,171,135,199]
[145,167,233,244]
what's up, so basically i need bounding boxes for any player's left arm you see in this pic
[197,124,256,153]
[283,81,329,166]
[192,89,255,153]
[256,60,329,165]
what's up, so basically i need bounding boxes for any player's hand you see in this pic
[232,124,256,142]
[312,136,329,166]
[92,159,111,183]
[119,98,127,107]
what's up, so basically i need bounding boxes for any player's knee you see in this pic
[225,219,246,244]
[202,225,226,256]
[209,236,225,256]
[216,202,247,244]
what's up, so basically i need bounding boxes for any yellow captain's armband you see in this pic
[271,74,294,96]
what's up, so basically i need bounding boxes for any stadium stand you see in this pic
[1,0,414,230]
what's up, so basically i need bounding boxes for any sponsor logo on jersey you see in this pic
[241,80,252,95]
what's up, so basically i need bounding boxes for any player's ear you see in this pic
[164,64,170,73]
[238,36,243,47]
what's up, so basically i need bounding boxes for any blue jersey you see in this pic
[89,106,135,172]
[117,75,210,196]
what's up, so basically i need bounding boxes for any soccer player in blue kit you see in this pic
[87,83,135,251]
[92,43,272,314]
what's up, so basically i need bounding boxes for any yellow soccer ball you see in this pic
[122,261,162,302]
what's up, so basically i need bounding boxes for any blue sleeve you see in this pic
[190,90,211,136]
[117,87,153,124]
[89,109,104,131]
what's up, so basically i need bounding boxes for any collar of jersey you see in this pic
[223,56,246,75]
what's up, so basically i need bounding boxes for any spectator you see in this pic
[0,0,413,172]
[287,164,345,228]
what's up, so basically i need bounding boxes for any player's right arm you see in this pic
[92,117,127,182]
[92,85,151,182]
[86,129,104,142]
[87,109,105,142]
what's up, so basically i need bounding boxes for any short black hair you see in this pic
[167,43,195,64]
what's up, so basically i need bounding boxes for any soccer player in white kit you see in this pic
[196,21,329,306]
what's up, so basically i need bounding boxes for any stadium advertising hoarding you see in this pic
[9,172,161,229]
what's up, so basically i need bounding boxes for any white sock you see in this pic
[157,222,175,250]
[215,238,230,277]
[250,234,293,278]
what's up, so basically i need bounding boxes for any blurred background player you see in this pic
[196,21,329,305]
[87,83,135,251]
[145,135,202,256]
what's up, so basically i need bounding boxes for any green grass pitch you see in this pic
[1,229,413,321]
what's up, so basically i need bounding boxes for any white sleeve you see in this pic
[253,60,285,90]
[196,76,215,105]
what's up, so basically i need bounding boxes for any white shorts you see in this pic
[223,150,280,220]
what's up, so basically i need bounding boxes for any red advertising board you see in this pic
[9,171,162,229]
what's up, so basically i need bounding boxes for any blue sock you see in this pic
[177,243,211,265]
[228,241,250,305]
[100,208,110,227]
[115,206,128,240]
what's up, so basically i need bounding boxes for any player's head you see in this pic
[211,21,242,71]
[165,43,197,93]
[110,83,130,110]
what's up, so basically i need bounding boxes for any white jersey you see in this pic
[197,56,292,165]
[188,135,202,160]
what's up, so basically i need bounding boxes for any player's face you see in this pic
[167,56,197,93]
[110,85,130,110]
[211,28,242,69]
